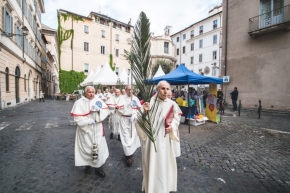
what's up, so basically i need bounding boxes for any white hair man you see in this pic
[137,80,182,193]
[70,86,109,178]
[116,85,141,166]
[106,88,122,141]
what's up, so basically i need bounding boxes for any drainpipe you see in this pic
[179,32,181,64]
[219,12,222,77]
[224,0,228,76]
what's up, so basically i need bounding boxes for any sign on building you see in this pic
[223,76,230,83]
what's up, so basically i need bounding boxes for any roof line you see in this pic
[171,11,222,37]
[58,9,93,20]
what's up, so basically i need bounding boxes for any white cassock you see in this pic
[106,95,122,135]
[172,102,182,157]
[117,94,141,156]
[136,96,181,193]
[70,96,109,168]
[96,93,104,99]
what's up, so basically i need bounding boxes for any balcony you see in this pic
[249,4,290,37]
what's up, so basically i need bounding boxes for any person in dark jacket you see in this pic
[231,87,239,111]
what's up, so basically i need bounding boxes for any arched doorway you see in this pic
[15,66,20,103]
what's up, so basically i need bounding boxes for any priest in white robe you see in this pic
[106,89,122,141]
[136,81,181,193]
[70,86,109,177]
[117,85,141,166]
[95,89,105,100]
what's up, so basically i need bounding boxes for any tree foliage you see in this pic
[109,54,116,71]
[151,59,174,77]
[59,70,86,93]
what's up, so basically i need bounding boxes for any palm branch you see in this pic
[124,12,160,152]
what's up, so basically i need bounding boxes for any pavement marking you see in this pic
[0,122,11,131]
[216,178,226,184]
[45,119,59,128]
[260,127,290,135]
[16,121,33,131]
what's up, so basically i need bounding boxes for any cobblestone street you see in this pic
[0,99,289,193]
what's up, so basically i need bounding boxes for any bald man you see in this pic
[70,86,109,178]
[137,80,182,193]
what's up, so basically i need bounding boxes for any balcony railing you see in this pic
[249,4,290,36]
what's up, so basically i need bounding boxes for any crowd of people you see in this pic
[70,81,182,193]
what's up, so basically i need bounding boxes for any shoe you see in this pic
[110,133,113,139]
[84,166,91,174]
[126,158,133,167]
[117,135,121,141]
[95,168,105,178]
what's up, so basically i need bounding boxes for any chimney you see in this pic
[164,26,172,36]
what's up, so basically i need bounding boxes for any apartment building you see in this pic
[0,0,45,109]
[222,0,290,109]
[59,9,133,76]
[150,26,176,68]
[171,5,222,77]
[41,24,60,95]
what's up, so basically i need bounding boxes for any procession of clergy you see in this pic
[70,81,182,193]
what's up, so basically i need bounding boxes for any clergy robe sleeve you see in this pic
[169,103,182,142]
[93,100,109,122]
[105,97,116,114]
[74,116,94,133]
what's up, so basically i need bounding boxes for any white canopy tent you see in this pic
[85,66,101,86]
[80,70,94,87]
[92,61,119,85]
[119,68,130,84]
[153,65,165,78]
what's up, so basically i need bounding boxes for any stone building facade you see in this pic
[221,0,290,109]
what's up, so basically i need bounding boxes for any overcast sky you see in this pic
[42,0,222,35]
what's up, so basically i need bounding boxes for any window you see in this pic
[23,0,27,17]
[164,42,169,54]
[5,68,9,91]
[84,25,89,33]
[213,51,217,60]
[199,54,202,63]
[101,46,105,54]
[115,67,119,75]
[260,0,284,28]
[101,30,105,38]
[199,39,203,48]
[176,37,179,42]
[199,26,203,35]
[16,25,23,48]
[183,34,186,40]
[177,48,179,55]
[95,17,100,23]
[4,7,13,35]
[84,42,89,52]
[191,43,194,51]
[191,30,194,38]
[213,20,218,29]
[116,34,119,41]
[213,35,217,44]
[182,46,185,54]
[115,49,119,57]
[190,57,194,64]
[212,67,217,76]
[24,37,28,53]
[84,63,89,73]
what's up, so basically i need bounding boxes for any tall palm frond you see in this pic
[124,12,160,152]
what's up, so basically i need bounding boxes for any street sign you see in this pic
[223,76,230,83]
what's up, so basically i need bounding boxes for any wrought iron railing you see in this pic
[249,4,290,32]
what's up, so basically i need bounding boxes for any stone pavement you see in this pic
[0,99,289,193]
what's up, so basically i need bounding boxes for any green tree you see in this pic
[109,54,115,71]
[59,70,86,93]
[151,59,174,77]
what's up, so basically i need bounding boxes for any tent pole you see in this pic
[188,83,190,133]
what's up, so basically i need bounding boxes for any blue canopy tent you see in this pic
[146,64,223,133]
[146,64,223,85]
